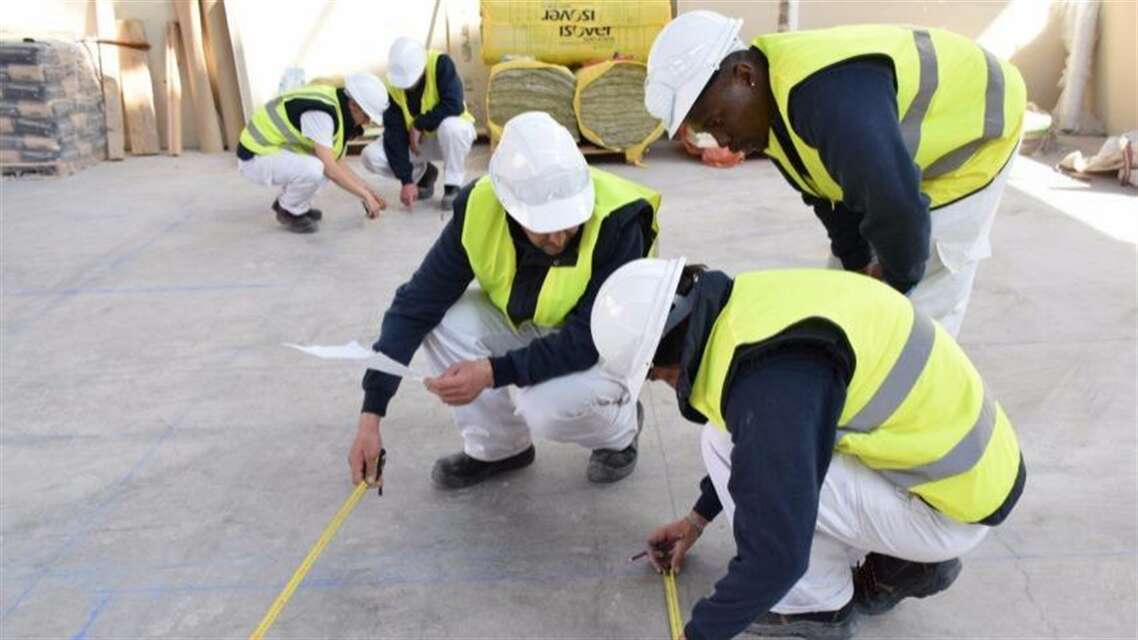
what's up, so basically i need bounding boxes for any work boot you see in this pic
[745,600,859,640]
[440,185,459,211]
[586,401,643,483]
[853,553,962,615]
[431,445,535,490]
[304,207,323,221]
[417,162,439,200]
[272,200,317,234]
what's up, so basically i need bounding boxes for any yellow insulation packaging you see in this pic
[486,59,579,145]
[481,0,672,66]
[574,60,664,165]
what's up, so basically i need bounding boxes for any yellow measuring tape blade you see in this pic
[662,569,684,640]
[249,481,369,640]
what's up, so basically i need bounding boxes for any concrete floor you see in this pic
[1,142,1135,639]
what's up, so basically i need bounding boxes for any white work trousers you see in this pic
[828,155,1016,337]
[362,116,476,187]
[700,424,988,614]
[422,290,638,462]
[236,152,326,215]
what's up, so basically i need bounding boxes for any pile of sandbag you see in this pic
[0,39,106,176]
[574,60,663,165]
[487,59,579,144]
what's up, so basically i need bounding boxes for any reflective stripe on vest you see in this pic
[754,26,1026,208]
[384,50,475,134]
[461,167,660,329]
[239,84,346,157]
[687,270,1022,523]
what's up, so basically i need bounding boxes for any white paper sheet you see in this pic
[283,341,425,381]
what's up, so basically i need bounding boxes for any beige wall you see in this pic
[1095,0,1137,134]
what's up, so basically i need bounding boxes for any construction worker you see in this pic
[644,12,1026,336]
[236,73,388,234]
[590,258,1027,640]
[347,112,660,490]
[362,37,477,212]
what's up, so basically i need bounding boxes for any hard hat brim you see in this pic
[620,256,688,402]
[501,179,595,234]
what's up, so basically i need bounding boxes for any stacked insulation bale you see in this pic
[0,39,106,177]
[486,59,579,145]
[574,60,664,165]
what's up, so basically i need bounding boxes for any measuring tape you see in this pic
[662,569,684,640]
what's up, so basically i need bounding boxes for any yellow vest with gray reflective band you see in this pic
[462,167,660,329]
[754,27,1025,208]
[384,50,475,134]
[238,84,346,158]
[688,270,1022,524]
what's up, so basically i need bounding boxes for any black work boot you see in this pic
[304,207,323,221]
[440,185,459,211]
[854,553,962,615]
[272,200,317,234]
[417,162,439,200]
[586,401,643,483]
[745,600,859,640]
[431,445,535,490]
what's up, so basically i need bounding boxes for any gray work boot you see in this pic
[586,401,643,483]
[745,600,859,640]
[440,185,459,211]
[272,200,317,234]
[431,445,536,490]
[854,553,962,615]
[417,162,439,200]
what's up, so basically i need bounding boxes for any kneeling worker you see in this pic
[591,260,1027,640]
[348,112,660,490]
[237,73,389,233]
[363,37,477,212]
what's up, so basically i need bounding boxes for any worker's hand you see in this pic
[425,359,494,406]
[400,183,418,210]
[409,127,422,156]
[857,263,883,280]
[646,511,706,574]
[348,412,384,486]
[363,192,386,219]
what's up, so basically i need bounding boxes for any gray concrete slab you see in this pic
[1,143,1135,638]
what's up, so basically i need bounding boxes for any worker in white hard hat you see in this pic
[361,37,477,212]
[236,73,388,233]
[589,258,1027,640]
[644,12,1027,336]
[347,112,662,490]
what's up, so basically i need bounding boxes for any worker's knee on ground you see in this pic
[437,117,474,147]
[361,141,389,174]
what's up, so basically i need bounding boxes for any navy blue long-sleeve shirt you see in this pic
[382,53,465,185]
[361,183,653,416]
[684,350,847,640]
[782,58,930,293]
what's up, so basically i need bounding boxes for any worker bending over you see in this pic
[363,37,477,212]
[591,259,1026,640]
[348,112,660,490]
[237,73,388,234]
[645,12,1026,335]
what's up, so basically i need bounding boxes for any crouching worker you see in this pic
[236,73,389,233]
[590,259,1027,640]
[347,112,660,490]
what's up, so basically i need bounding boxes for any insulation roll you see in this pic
[574,60,664,165]
[486,59,578,145]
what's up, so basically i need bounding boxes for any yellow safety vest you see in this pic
[754,27,1026,208]
[384,49,475,134]
[238,84,347,158]
[462,167,661,329]
[688,270,1022,524]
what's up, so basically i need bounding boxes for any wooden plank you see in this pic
[199,0,245,149]
[94,0,125,160]
[172,0,224,152]
[165,21,184,156]
[117,19,160,155]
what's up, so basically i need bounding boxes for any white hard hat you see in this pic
[344,72,389,123]
[489,111,594,234]
[387,37,427,89]
[645,10,745,139]
[590,257,688,401]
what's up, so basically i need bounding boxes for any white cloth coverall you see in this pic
[700,424,989,614]
[422,290,639,461]
[362,116,476,188]
[236,112,335,215]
